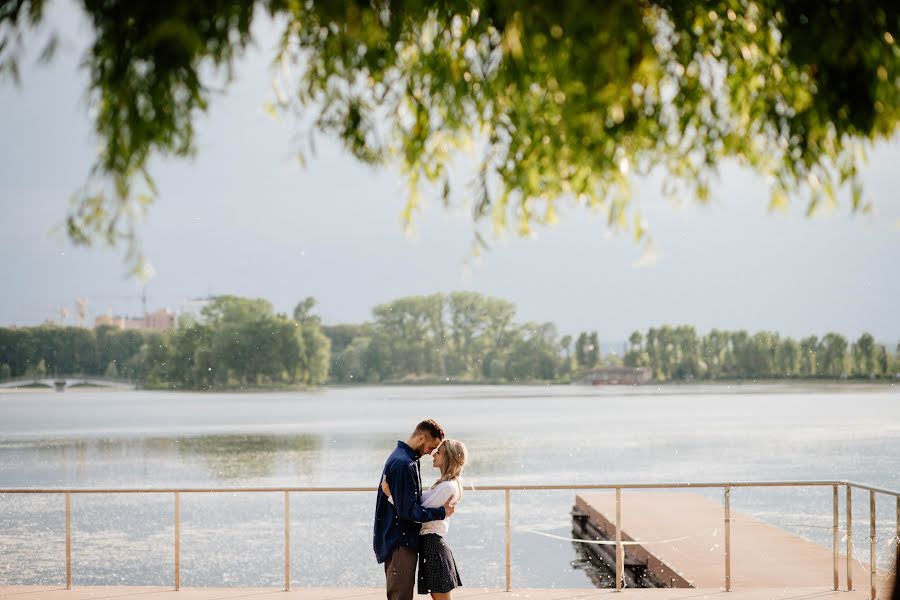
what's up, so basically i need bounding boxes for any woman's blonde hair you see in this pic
[434,439,467,499]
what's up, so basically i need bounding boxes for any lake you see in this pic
[1,383,898,588]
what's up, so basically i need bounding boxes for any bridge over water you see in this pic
[0,375,136,391]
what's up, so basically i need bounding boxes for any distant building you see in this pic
[94,308,175,331]
[143,309,176,330]
[144,308,175,331]
[577,367,653,386]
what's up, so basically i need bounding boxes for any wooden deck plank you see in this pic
[575,492,875,590]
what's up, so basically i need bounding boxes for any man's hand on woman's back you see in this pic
[444,497,456,518]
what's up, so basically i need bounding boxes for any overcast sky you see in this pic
[2,2,899,343]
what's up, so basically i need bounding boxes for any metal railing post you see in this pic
[615,487,623,592]
[504,489,511,592]
[869,491,875,600]
[174,491,180,591]
[284,491,291,591]
[847,484,853,592]
[833,484,839,590]
[65,492,71,589]
[725,485,731,592]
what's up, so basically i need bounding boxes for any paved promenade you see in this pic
[0,587,876,600]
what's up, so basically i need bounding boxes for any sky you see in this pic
[1,2,899,344]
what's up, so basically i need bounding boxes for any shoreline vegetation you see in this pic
[2,376,897,393]
[1,293,898,392]
[2,379,895,395]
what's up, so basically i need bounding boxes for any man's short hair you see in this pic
[413,419,445,441]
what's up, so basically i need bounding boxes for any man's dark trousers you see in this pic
[384,544,417,600]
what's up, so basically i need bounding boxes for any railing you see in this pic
[1,480,898,597]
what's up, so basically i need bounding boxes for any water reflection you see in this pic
[175,434,323,482]
[0,433,325,486]
[570,540,615,588]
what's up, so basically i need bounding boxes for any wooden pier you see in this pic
[574,492,880,591]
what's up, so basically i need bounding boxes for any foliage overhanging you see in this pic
[2,0,898,269]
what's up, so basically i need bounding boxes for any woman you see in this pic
[383,439,467,600]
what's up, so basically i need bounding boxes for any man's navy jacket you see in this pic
[373,441,446,563]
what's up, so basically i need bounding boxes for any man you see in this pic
[375,419,456,600]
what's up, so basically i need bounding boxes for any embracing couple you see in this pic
[374,419,467,600]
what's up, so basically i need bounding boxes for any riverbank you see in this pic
[1,377,896,394]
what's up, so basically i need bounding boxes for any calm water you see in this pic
[1,383,898,588]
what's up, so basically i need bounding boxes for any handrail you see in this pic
[2,479,898,598]
[4,479,894,494]
[845,481,900,497]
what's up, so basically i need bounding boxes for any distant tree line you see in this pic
[622,326,898,381]
[324,292,562,383]
[1,292,897,387]
[0,296,329,389]
[323,294,898,383]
